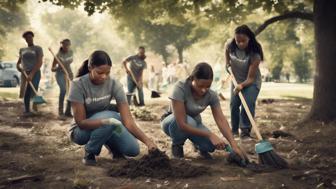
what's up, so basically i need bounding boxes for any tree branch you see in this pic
[255,11,314,36]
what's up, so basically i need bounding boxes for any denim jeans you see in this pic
[24,70,41,112]
[230,83,260,133]
[71,110,140,156]
[161,114,215,152]
[55,71,71,114]
[127,75,144,105]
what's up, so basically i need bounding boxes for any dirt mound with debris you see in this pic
[131,107,158,121]
[108,150,209,179]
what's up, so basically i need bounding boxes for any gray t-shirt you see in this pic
[56,50,74,79]
[68,74,127,118]
[19,45,43,71]
[228,48,262,89]
[126,55,147,78]
[169,79,220,123]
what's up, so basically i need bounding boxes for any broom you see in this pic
[21,71,47,104]
[228,67,288,169]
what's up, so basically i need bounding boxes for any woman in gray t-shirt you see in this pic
[16,31,43,116]
[68,50,157,165]
[225,25,264,139]
[161,62,245,160]
[51,39,74,118]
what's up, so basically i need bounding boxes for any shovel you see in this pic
[22,71,47,104]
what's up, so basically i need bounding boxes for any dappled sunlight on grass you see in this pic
[259,82,313,99]
[0,92,18,99]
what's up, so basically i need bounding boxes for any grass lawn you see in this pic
[259,82,313,99]
[0,82,314,101]
[0,87,19,99]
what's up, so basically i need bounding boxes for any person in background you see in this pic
[16,31,43,116]
[42,58,52,89]
[168,61,177,84]
[51,39,74,119]
[176,60,189,80]
[68,50,157,165]
[123,46,147,106]
[148,64,156,91]
[225,25,264,139]
[211,62,227,101]
[161,62,169,89]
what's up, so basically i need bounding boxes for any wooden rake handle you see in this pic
[228,67,263,141]
[127,65,141,89]
[48,47,71,81]
[22,71,39,95]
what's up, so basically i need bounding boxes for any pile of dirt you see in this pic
[108,150,208,179]
[272,130,293,138]
[131,107,157,121]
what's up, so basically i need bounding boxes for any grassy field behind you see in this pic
[258,82,313,99]
[0,82,314,101]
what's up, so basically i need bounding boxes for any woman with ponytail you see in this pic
[68,50,157,165]
[225,25,264,139]
[161,62,245,161]
[51,39,74,119]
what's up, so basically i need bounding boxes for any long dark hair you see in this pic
[60,39,71,52]
[187,62,213,81]
[228,25,264,60]
[76,50,112,77]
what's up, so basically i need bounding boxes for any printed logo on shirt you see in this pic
[65,56,73,61]
[133,59,144,68]
[85,95,111,104]
[196,104,206,110]
[21,49,36,56]
[229,53,248,64]
[59,56,73,62]
[135,63,143,68]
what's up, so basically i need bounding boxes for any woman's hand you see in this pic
[233,84,244,95]
[51,66,58,72]
[17,65,23,72]
[225,63,231,73]
[146,139,158,152]
[231,145,248,161]
[26,73,33,82]
[125,67,131,75]
[101,118,122,126]
[137,80,143,88]
[209,133,226,150]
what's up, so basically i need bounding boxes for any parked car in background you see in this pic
[0,61,21,87]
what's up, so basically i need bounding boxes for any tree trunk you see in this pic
[308,0,336,121]
[176,46,183,63]
[161,53,169,65]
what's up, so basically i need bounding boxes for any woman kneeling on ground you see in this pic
[161,62,245,160]
[68,50,157,165]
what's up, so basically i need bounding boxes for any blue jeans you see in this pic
[127,75,144,105]
[71,110,140,156]
[230,84,260,133]
[55,71,71,114]
[24,70,41,112]
[161,114,215,152]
